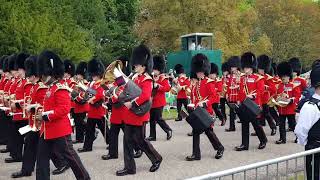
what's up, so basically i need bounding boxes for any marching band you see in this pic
[0,44,315,179]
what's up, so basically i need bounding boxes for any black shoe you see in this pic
[187,132,193,136]
[215,148,224,159]
[11,171,32,178]
[101,154,118,160]
[72,140,83,144]
[294,138,298,143]
[258,142,267,149]
[271,128,277,136]
[116,169,136,176]
[251,132,257,136]
[134,150,143,158]
[286,128,294,132]
[167,130,172,140]
[77,148,92,153]
[225,128,235,132]
[175,118,182,121]
[237,120,241,123]
[220,119,226,126]
[0,148,9,153]
[146,136,156,141]
[275,139,286,144]
[234,145,248,151]
[52,165,70,175]
[5,157,22,163]
[185,155,201,161]
[149,159,162,172]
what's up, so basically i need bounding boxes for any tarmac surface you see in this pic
[0,119,304,180]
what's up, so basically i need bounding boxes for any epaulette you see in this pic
[55,83,68,92]
[216,77,222,82]
[142,73,152,82]
[159,74,169,81]
[37,82,48,90]
[292,82,299,89]
[265,74,273,81]
[24,81,33,88]
[256,74,264,81]
[206,78,215,84]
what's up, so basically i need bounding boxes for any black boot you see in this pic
[52,165,70,175]
[11,171,32,178]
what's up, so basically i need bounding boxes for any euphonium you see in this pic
[100,60,124,86]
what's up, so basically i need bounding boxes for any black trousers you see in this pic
[238,107,267,147]
[123,124,162,172]
[279,114,295,141]
[83,118,109,150]
[8,120,28,159]
[176,98,188,120]
[269,107,280,125]
[109,123,124,157]
[287,113,296,131]
[192,127,224,158]
[36,135,90,180]
[0,111,7,143]
[228,102,237,130]
[220,98,227,119]
[74,112,86,142]
[21,131,68,173]
[259,104,276,129]
[306,141,320,180]
[149,107,172,138]
[212,103,225,121]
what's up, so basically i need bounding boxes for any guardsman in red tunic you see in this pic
[268,62,281,125]
[209,62,226,126]
[235,52,268,151]
[116,45,162,176]
[5,53,30,163]
[0,56,14,153]
[78,58,109,153]
[0,55,9,145]
[35,50,90,180]
[147,55,172,141]
[219,62,230,124]
[185,54,224,161]
[225,56,242,132]
[63,60,76,128]
[257,55,277,136]
[173,64,191,121]
[71,61,89,144]
[275,62,300,144]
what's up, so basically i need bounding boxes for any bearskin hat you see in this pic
[2,56,9,73]
[288,57,302,75]
[257,54,271,72]
[153,55,165,73]
[312,59,320,70]
[24,56,38,77]
[191,53,210,75]
[227,56,241,69]
[174,64,184,74]
[241,52,257,70]
[0,55,7,70]
[8,54,17,71]
[88,58,105,77]
[221,61,230,73]
[37,50,64,79]
[64,59,75,76]
[130,44,153,74]
[210,62,219,75]
[311,65,320,88]
[277,61,292,79]
[15,53,29,70]
[75,61,88,77]
[271,62,278,75]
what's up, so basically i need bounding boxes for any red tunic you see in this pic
[292,76,307,93]
[213,78,222,103]
[73,80,89,114]
[190,77,218,115]
[239,74,264,107]
[276,82,300,115]
[87,81,106,119]
[124,73,152,126]
[13,79,32,121]
[176,76,190,99]
[40,81,72,139]
[0,74,8,90]
[226,74,242,103]
[152,74,171,108]
[262,74,276,105]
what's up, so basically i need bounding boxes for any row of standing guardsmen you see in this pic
[0,44,309,179]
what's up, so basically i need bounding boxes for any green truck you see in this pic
[166,33,222,75]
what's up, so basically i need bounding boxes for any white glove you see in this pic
[114,68,122,78]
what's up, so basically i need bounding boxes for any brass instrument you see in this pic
[33,106,43,132]
[268,92,291,108]
[23,96,32,118]
[101,60,123,86]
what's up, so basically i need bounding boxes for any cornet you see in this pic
[33,106,44,132]
[23,96,32,118]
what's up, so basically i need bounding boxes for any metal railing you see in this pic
[186,147,320,180]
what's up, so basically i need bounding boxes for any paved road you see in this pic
[0,119,304,180]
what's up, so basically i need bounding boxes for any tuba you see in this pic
[101,60,123,86]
